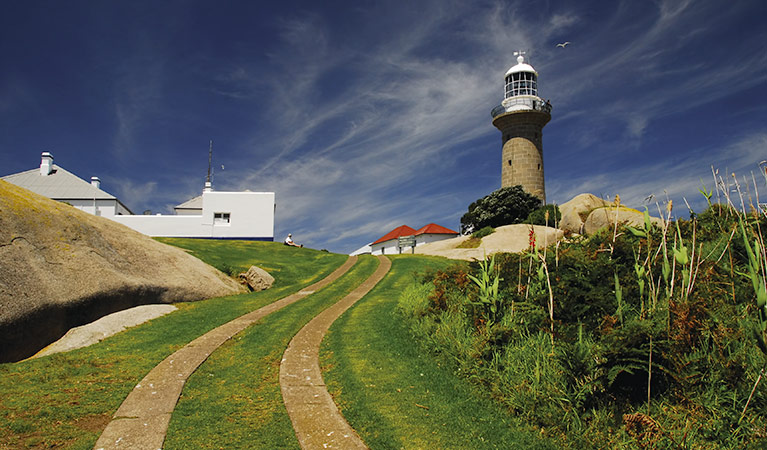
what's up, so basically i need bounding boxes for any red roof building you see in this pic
[414,223,458,236]
[372,225,416,245]
[369,223,457,255]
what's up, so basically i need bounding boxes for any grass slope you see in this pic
[164,255,380,449]
[0,241,345,449]
[321,255,556,449]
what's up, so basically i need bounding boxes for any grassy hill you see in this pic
[0,241,553,448]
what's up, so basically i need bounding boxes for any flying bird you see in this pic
[556,42,570,48]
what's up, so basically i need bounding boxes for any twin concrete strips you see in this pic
[280,255,392,449]
[94,256,358,450]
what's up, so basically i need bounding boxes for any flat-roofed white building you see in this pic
[111,190,275,240]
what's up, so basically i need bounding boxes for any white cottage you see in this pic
[369,223,458,255]
[1,152,133,216]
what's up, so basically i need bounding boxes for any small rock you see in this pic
[238,266,275,291]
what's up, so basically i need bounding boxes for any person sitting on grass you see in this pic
[284,233,302,248]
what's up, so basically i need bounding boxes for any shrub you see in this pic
[472,226,495,239]
[526,204,561,226]
[460,186,541,234]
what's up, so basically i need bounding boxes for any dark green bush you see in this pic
[460,186,541,234]
[526,204,561,226]
[471,226,495,239]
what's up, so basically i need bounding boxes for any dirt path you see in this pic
[280,255,391,449]
[93,256,358,450]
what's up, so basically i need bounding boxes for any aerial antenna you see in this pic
[206,140,213,183]
[204,140,214,192]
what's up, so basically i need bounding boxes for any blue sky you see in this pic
[2,0,766,253]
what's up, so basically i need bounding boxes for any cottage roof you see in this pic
[372,225,416,245]
[175,195,203,210]
[3,165,118,201]
[414,223,458,236]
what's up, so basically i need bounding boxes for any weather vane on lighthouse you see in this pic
[490,50,552,203]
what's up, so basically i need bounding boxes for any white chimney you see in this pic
[40,152,53,176]
[91,176,101,189]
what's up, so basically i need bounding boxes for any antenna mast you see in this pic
[206,140,213,184]
[203,140,214,192]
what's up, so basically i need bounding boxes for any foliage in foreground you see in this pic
[399,174,767,449]
[322,256,555,449]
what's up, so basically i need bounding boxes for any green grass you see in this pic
[320,255,556,449]
[164,254,381,449]
[0,241,346,450]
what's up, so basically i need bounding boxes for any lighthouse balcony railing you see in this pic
[491,98,552,118]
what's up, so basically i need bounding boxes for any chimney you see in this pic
[91,176,101,189]
[40,152,53,176]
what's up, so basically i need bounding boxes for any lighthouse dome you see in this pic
[505,53,538,77]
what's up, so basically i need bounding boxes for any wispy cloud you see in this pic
[548,131,767,213]
[111,41,167,160]
[202,0,767,251]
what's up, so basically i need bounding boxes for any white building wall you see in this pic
[66,199,126,217]
[110,215,207,236]
[371,239,414,255]
[203,191,274,239]
[349,243,372,256]
[111,191,275,240]
[415,233,457,246]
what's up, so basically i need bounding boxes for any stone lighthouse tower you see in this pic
[491,51,552,203]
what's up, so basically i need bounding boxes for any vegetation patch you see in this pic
[460,185,540,234]
[456,237,481,249]
[321,255,555,449]
[457,226,495,249]
[394,192,767,449]
[526,204,561,226]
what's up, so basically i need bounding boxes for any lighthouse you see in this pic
[491,51,552,203]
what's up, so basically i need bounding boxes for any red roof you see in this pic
[414,223,458,236]
[372,225,416,245]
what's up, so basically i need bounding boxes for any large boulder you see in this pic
[583,206,663,235]
[558,193,610,234]
[239,266,275,291]
[0,180,246,362]
[414,224,564,260]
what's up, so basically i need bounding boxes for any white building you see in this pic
[3,152,275,241]
[2,152,133,216]
[111,190,274,240]
[369,223,458,255]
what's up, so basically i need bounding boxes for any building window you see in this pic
[214,212,231,225]
[508,160,513,166]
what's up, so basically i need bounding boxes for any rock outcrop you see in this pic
[558,193,663,236]
[558,193,610,235]
[414,224,564,260]
[239,265,275,291]
[0,180,246,362]
[583,206,663,236]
